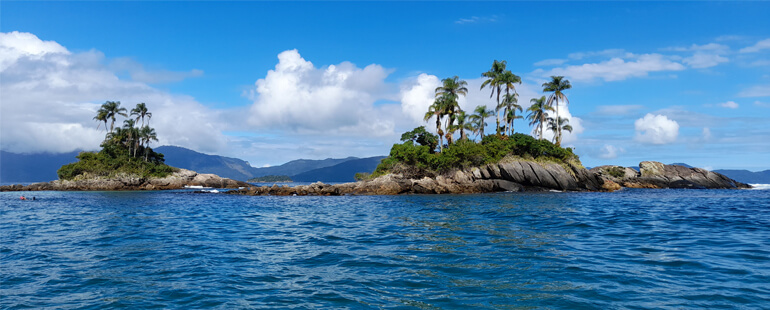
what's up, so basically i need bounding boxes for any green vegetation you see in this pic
[606,166,626,178]
[58,101,174,180]
[248,175,293,182]
[354,172,372,181]
[373,132,577,178]
[371,60,579,179]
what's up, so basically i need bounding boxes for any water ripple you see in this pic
[1,189,769,308]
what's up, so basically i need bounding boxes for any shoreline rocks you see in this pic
[0,169,250,192]
[228,159,750,197]
[228,157,606,196]
[589,161,750,190]
[1,160,750,194]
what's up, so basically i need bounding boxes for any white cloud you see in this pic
[535,54,686,82]
[755,101,770,108]
[634,113,679,144]
[599,144,624,159]
[0,31,227,154]
[719,101,739,109]
[715,35,744,42]
[454,15,498,24]
[247,49,396,137]
[750,59,770,67]
[0,31,69,71]
[400,73,441,125]
[594,105,644,116]
[663,43,729,53]
[535,101,584,145]
[534,58,568,66]
[683,53,728,69]
[739,38,770,53]
[110,58,204,84]
[738,84,770,97]
[702,127,712,141]
[568,49,629,60]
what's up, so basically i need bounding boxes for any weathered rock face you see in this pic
[227,157,606,196]
[0,169,250,192]
[590,161,750,189]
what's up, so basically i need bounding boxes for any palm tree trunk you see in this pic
[555,97,561,146]
[436,118,443,152]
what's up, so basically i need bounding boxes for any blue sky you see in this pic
[2,2,769,170]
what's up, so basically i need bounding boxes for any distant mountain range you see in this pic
[0,146,385,183]
[0,150,81,182]
[2,147,767,184]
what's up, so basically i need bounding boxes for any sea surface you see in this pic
[1,188,769,309]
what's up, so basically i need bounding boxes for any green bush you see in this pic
[57,146,177,180]
[371,132,579,177]
[607,166,625,178]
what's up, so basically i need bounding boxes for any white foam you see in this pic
[748,184,770,190]
[184,185,205,189]
[203,189,220,193]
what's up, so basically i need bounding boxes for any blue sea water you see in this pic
[1,188,769,309]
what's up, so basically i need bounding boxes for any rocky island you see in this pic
[1,101,250,192]
[226,127,749,196]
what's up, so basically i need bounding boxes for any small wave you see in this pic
[184,185,206,189]
[202,189,220,193]
[748,184,770,190]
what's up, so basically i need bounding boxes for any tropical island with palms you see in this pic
[0,60,750,193]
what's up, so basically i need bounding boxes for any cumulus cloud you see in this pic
[739,38,770,53]
[599,144,624,159]
[400,73,441,125]
[634,113,679,144]
[0,31,226,154]
[719,101,739,109]
[247,49,396,136]
[535,54,685,82]
[535,101,585,145]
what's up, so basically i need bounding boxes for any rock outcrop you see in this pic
[0,169,250,191]
[590,161,750,189]
[227,157,605,196]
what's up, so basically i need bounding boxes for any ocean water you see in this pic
[1,189,769,309]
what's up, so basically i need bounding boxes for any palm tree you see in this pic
[547,117,573,145]
[453,111,474,141]
[100,101,128,133]
[123,119,138,158]
[424,98,448,152]
[93,108,108,131]
[480,60,507,135]
[542,76,572,146]
[140,126,158,161]
[527,96,554,140]
[435,76,468,144]
[499,70,522,134]
[131,103,152,127]
[470,105,494,139]
[501,93,522,135]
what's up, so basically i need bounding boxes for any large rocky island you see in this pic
[225,159,749,196]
